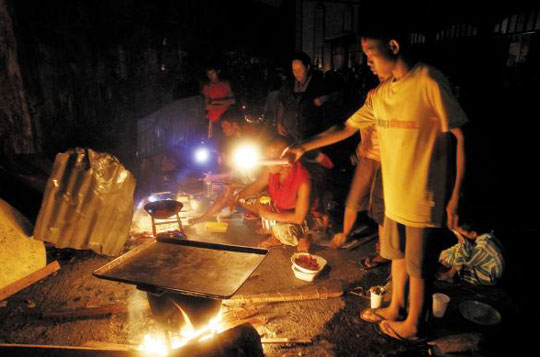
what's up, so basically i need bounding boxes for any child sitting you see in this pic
[437,224,505,286]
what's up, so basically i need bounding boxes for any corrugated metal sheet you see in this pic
[33,148,136,256]
[137,95,205,157]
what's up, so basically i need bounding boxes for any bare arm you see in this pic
[191,184,235,224]
[236,169,269,201]
[446,127,466,229]
[261,181,311,225]
[286,122,358,160]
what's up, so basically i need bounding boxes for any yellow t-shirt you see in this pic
[356,122,380,161]
[346,63,468,227]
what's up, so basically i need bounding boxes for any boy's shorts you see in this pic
[345,157,384,225]
[381,217,439,279]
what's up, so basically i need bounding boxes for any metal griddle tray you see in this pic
[93,238,268,299]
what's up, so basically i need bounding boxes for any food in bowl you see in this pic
[294,254,320,271]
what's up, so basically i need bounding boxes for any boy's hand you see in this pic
[451,228,466,244]
[446,195,459,230]
[281,145,306,162]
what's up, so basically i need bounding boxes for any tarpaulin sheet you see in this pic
[137,95,205,157]
[33,148,136,256]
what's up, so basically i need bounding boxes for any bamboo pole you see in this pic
[224,286,343,305]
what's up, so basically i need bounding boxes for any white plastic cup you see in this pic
[432,293,450,318]
[370,287,384,309]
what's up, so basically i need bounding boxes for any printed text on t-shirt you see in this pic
[377,118,419,129]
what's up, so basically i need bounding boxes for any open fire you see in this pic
[139,310,224,355]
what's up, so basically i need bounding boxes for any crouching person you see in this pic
[437,224,505,286]
[235,139,323,252]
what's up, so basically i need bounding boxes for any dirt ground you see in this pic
[0,217,531,357]
[0,176,535,356]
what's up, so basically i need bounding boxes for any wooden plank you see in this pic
[0,261,60,301]
[0,343,133,356]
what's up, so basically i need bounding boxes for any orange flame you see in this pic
[138,310,224,355]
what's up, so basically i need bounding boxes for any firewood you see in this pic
[0,261,60,301]
[224,286,343,305]
[169,323,263,357]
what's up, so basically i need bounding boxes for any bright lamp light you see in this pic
[194,147,210,164]
[232,143,260,170]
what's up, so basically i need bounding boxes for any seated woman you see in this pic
[235,139,324,252]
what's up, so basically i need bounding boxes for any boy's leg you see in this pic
[333,157,374,247]
[380,224,435,339]
[367,218,407,320]
[364,164,389,266]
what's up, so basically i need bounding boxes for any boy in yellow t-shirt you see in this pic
[286,26,467,343]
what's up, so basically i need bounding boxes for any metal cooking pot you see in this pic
[144,200,184,219]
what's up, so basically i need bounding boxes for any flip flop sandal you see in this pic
[374,321,427,346]
[359,256,389,270]
[359,308,387,323]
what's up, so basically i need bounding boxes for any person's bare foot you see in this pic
[379,320,421,341]
[366,306,402,322]
[296,237,311,252]
[258,235,283,249]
